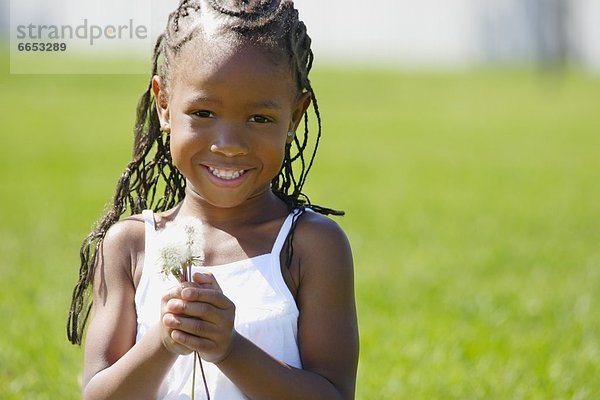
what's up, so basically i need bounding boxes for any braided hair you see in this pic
[67,0,342,345]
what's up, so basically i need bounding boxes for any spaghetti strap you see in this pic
[142,210,155,231]
[270,208,303,256]
[141,210,156,249]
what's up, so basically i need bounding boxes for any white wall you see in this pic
[571,0,600,69]
[295,0,600,70]
[295,0,480,67]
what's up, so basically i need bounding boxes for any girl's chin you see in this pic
[184,185,271,210]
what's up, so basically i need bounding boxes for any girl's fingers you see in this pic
[162,273,236,360]
[180,288,232,309]
[161,284,183,304]
[191,272,222,292]
[165,313,236,362]
[163,313,218,337]
[170,329,217,353]
[166,296,234,321]
[163,274,231,310]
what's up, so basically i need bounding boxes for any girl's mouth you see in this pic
[208,166,247,181]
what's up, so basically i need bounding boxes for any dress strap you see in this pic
[141,210,156,236]
[142,209,155,229]
[271,208,304,256]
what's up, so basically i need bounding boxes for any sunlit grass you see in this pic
[309,68,600,399]
[1,51,599,398]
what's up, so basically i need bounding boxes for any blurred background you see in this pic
[1,0,599,398]
[302,0,600,71]
[3,0,600,71]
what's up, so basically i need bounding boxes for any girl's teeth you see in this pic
[208,166,245,180]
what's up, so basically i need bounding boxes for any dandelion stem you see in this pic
[198,352,210,400]
[192,351,197,400]
[157,218,208,398]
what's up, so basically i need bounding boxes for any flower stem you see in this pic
[192,351,196,400]
[198,352,210,400]
[181,260,210,399]
[191,351,210,400]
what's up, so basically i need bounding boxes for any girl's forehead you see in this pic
[170,37,294,95]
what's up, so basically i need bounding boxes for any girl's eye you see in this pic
[194,110,214,118]
[249,115,271,124]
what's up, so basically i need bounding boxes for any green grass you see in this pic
[1,51,599,399]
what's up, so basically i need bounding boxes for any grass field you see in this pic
[1,53,599,398]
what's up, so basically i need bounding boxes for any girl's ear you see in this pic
[152,75,171,133]
[288,91,312,142]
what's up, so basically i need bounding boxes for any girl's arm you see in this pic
[165,213,359,400]
[82,219,180,400]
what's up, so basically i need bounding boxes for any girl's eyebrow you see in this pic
[248,100,282,110]
[184,94,282,110]
[183,94,222,106]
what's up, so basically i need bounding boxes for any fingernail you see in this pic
[164,314,178,326]
[167,299,181,310]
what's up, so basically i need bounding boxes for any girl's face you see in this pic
[153,39,310,209]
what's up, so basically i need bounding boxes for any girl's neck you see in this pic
[176,187,289,228]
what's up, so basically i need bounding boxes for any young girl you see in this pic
[67,0,358,398]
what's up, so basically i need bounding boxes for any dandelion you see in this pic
[155,216,210,400]
[157,216,205,282]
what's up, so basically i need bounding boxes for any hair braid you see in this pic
[67,31,185,344]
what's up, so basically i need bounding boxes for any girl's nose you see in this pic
[210,125,249,157]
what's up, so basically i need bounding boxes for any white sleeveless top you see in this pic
[135,209,302,399]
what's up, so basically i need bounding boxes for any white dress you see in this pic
[135,209,303,399]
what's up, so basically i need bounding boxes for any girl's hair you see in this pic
[67,0,342,345]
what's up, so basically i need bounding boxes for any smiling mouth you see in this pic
[208,166,247,180]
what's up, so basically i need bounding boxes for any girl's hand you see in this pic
[162,272,237,363]
[160,285,194,356]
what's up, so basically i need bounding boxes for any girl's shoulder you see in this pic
[103,209,174,246]
[100,214,147,282]
[298,209,346,237]
[293,209,353,271]
[103,214,146,251]
[296,209,348,242]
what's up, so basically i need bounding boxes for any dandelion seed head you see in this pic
[155,216,205,280]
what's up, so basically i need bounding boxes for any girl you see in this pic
[68,0,358,399]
